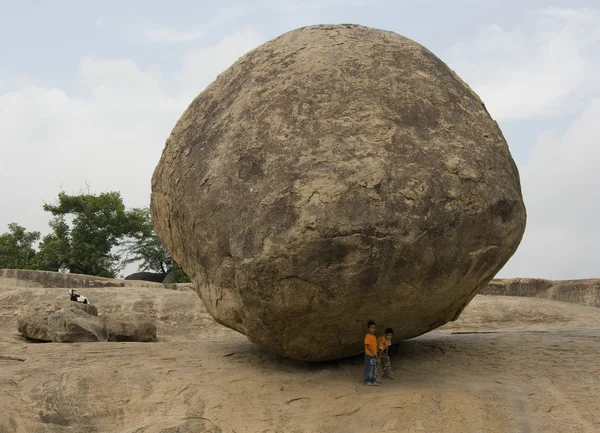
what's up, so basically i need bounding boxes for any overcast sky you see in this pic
[1,0,598,279]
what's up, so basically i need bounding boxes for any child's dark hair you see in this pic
[385,328,394,334]
[367,320,376,327]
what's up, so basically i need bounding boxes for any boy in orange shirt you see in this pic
[364,321,378,386]
[376,328,394,380]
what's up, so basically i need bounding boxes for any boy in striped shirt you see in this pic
[376,328,394,381]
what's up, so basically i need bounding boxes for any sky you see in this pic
[0,0,599,279]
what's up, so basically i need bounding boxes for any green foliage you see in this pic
[1,190,190,282]
[121,207,174,275]
[121,207,190,283]
[0,223,40,269]
[36,216,70,272]
[39,191,147,278]
[164,263,191,283]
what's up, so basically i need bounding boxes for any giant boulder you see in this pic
[150,24,526,360]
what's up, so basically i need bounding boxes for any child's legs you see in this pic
[382,355,391,377]
[364,354,376,383]
[363,354,371,383]
[369,357,377,382]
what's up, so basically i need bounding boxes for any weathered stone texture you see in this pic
[103,311,157,342]
[151,24,526,360]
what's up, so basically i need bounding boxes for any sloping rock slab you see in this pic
[0,269,166,289]
[102,311,157,342]
[482,278,600,308]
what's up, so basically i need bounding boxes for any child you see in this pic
[376,328,394,380]
[364,321,378,386]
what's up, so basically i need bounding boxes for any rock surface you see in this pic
[150,24,526,360]
[47,307,108,342]
[0,268,167,289]
[103,311,157,342]
[2,276,600,433]
[17,301,158,343]
[481,278,600,308]
[17,300,98,341]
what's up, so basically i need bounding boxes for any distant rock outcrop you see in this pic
[0,268,166,289]
[1,269,127,288]
[481,278,600,308]
[124,272,167,283]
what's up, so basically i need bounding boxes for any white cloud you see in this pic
[177,27,264,100]
[143,27,206,43]
[499,98,600,278]
[446,8,600,122]
[540,7,598,23]
[142,7,247,43]
[0,28,265,244]
[468,8,600,278]
[259,0,378,9]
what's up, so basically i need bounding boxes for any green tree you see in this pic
[36,216,70,272]
[0,223,40,269]
[121,207,190,283]
[121,207,173,274]
[39,191,146,278]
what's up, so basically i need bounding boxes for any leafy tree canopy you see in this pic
[121,207,173,275]
[39,191,147,278]
[0,223,40,270]
[1,190,190,282]
[120,207,190,283]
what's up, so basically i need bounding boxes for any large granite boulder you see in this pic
[103,311,157,342]
[150,24,526,360]
[47,307,108,343]
[18,301,98,341]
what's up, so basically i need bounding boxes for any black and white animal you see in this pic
[68,288,89,304]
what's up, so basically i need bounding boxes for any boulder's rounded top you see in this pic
[275,23,410,38]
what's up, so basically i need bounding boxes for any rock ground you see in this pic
[482,278,600,308]
[1,276,600,432]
